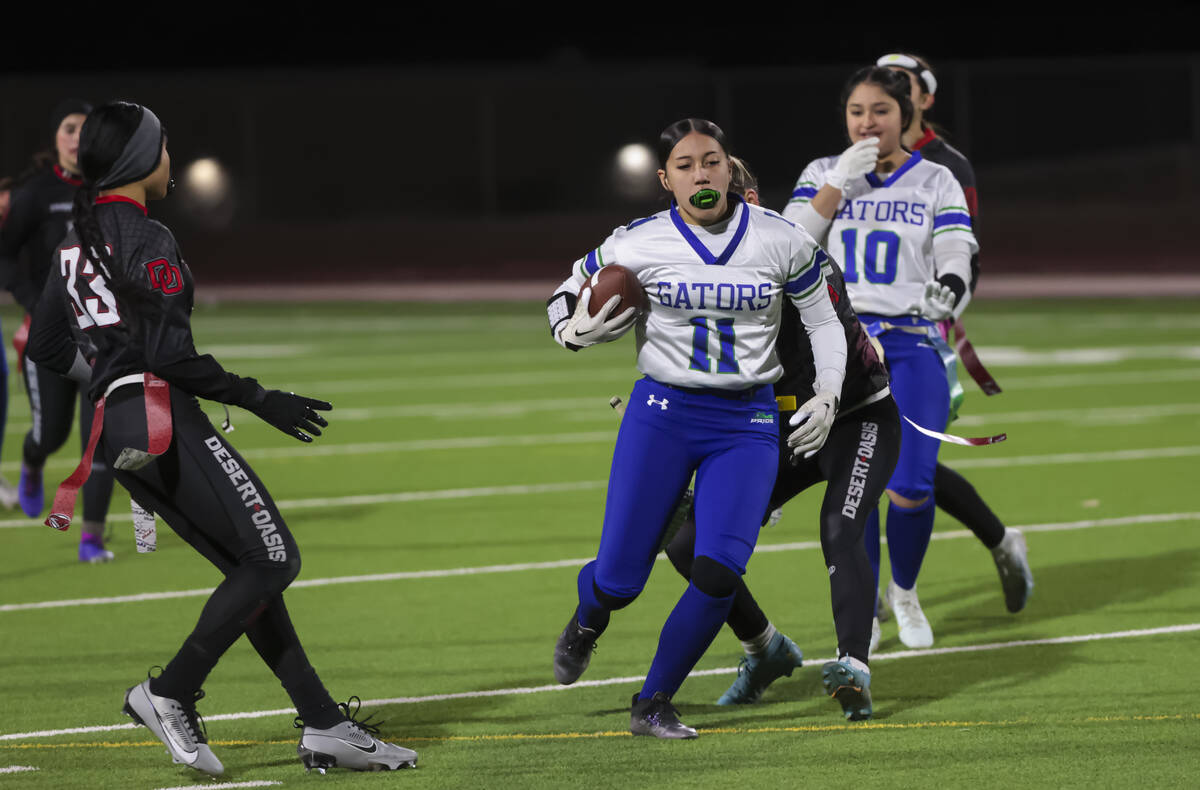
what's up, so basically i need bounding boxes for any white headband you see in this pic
[877,53,937,96]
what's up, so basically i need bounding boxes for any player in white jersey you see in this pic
[783,66,977,649]
[545,118,847,738]
[878,51,1033,618]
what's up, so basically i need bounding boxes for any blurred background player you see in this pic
[0,176,15,508]
[875,52,1033,621]
[0,98,118,561]
[27,101,417,776]
[664,156,899,719]
[546,119,846,738]
[782,66,977,649]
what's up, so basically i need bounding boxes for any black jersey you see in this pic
[912,127,981,291]
[774,250,889,414]
[0,165,81,312]
[27,196,261,406]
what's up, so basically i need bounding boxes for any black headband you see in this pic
[94,106,165,190]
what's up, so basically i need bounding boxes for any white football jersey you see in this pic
[782,151,978,317]
[553,199,842,391]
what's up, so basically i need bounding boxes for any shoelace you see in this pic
[293,695,383,736]
[171,689,209,745]
[566,628,597,657]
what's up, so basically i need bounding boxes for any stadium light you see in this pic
[179,157,234,228]
[613,143,658,201]
[183,158,230,206]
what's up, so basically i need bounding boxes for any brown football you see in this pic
[579,264,647,318]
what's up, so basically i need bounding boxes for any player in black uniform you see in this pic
[661,158,900,719]
[0,98,118,562]
[875,53,1033,621]
[27,102,417,777]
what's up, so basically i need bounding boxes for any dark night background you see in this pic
[2,19,1197,285]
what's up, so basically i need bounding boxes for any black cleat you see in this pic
[553,614,598,684]
[630,692,698,739]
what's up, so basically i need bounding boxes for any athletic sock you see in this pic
[863,508,882,614]
[934,463,1005,549]
[574,560,611,635]
[838,653,870,674]
[726,575,770,642]
[640,583,734,700]
[740,622,777,657]
[886,497,937,590]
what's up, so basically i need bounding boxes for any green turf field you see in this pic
[0,298,1197,789]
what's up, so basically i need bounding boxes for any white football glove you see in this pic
[787,391,839,459]
[558,287,637,349]
[908,280,957,321]
[825,137,879,198]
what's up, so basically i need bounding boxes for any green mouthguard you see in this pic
[689,189,721,209]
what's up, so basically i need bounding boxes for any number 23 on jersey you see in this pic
[60,245,121,329]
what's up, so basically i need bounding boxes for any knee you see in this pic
[691,555,740,599]
[257,554,301,595]
[886,488,931,509]
[593,580,636,611]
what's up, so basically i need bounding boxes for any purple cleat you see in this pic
[18,464,44,519]
[79,533,115,564]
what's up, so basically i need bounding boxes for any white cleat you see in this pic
[122,679,223,777]
[297,718,417,772]
[992,528,1034,613]
[887,580,934,648]
[0,476,18,509]
[869,616,882,656]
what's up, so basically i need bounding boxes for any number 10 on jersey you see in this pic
[689,317,739,374]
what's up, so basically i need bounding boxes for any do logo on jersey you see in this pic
[146,258,184,294]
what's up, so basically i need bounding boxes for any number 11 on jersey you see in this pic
[689,317,739,373]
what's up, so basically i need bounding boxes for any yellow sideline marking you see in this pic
[3,714,1196,750]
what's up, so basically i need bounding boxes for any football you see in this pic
[580,264,647,318]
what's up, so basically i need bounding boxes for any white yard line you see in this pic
[1,443,1197,528]
[2,623,1196,742]
[155,783,281,790]
[0,765,38,773]
[2,512,1195,613]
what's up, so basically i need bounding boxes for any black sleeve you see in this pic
[131,227,265,407]
[0,181,41,307]
[26,274,80,376]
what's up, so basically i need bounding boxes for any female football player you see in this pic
[545,119,847,738]
[664,156,900,720]
[27,101,417,777]
[877,52,1033,618]
[0,98,117,559]
[782,66,978,649]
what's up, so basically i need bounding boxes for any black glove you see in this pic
[246,389,332,442]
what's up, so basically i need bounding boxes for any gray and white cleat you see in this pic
[992,527,1034,613]
[122,679,224,777]
[296,699,416,772]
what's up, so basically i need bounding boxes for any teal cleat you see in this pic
[716,632,803,705]
[821,659,872,721]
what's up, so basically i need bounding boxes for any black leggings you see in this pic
[103,385,336,722]
[666,395,901,664]
[23,358,115,524]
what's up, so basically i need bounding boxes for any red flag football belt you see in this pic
[950,318,1002,396]
[12,314,30,373]
[45,373,173,531]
